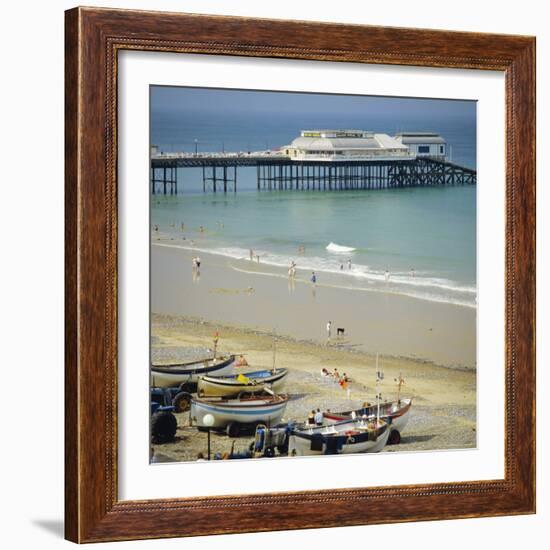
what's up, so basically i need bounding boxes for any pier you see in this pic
[150,153,476,194]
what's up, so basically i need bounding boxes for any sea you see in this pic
[151,103,477,309]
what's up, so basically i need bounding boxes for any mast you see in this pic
[213,331,219,360]
[376,353,384,424]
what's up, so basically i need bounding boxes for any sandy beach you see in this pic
[152,240,476,368]
[151,313,476,463]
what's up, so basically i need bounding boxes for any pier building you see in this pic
[283,130,412,162]
[393,132,447,160]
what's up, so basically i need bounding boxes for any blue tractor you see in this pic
[150,390,179,444]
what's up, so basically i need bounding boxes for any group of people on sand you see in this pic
[320,367,352,397]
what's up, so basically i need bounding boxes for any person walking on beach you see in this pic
[307,410,315,425]
[249,249,254,261]
[326,321,332,343]
[348,259,352,270]
[196,256,201,269]
[311,271,317,285]
[410,268,415,278]
[314,408,324,426]
[288,261,296,278]
[385,269,390,282]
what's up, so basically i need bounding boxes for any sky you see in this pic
[150,85,477,167]
[151,85,476,120]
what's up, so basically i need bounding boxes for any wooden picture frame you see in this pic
[65,6,536,543]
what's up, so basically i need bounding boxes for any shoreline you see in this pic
[152,236,477,310]
[151,243,477,368]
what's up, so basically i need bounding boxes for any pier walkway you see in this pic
[150,152,476,194]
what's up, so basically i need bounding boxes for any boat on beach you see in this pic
[197,368,288,397]
[150,354,236,388]
[288,418,390,456]
[190,393,289,436]
[323,398,412,444]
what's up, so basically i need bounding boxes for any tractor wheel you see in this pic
[178,382,194,393]
[388,429,401,445]
[172,392,192,413]
[226,422,241,438]
[151,411,177,444]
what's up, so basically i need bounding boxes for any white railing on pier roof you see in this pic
[288,151,416,162]
[151,150,285,160]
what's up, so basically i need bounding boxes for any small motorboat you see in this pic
[190,393,289,436]
[197,368,288,397]
[288,418,390,456]
[150,354,236,388]
[323,398,412,444]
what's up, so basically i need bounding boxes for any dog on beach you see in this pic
[337,327,345,338]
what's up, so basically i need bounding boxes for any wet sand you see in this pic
[151,242,476,368]
[151,314,477,463]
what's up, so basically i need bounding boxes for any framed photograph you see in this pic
[65,7,536,543]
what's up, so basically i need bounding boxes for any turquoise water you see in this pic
[152,185,476,308]
[151,88,476,308]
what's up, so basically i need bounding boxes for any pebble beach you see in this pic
[151,313,477,463]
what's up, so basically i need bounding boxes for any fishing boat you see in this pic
[197,368,288,397]
[288,418,390,456]
[321,358,412,444]
[150,354,236,388]
[190,393,289,436]
[323,398,413,438]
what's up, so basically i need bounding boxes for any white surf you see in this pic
[326,242,356,253]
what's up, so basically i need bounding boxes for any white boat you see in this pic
[150,355,236,388]
[323,398,412,441]
[197,368,288,397]
[288,418,390,456]
[190,393,289,435]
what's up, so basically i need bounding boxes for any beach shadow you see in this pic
[31,519,64,538]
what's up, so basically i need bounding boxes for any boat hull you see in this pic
[190,395,288,429]
[288,420,390,456]
[324,399,412,435]
[197,368,288,397]
[150,355,236,388]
